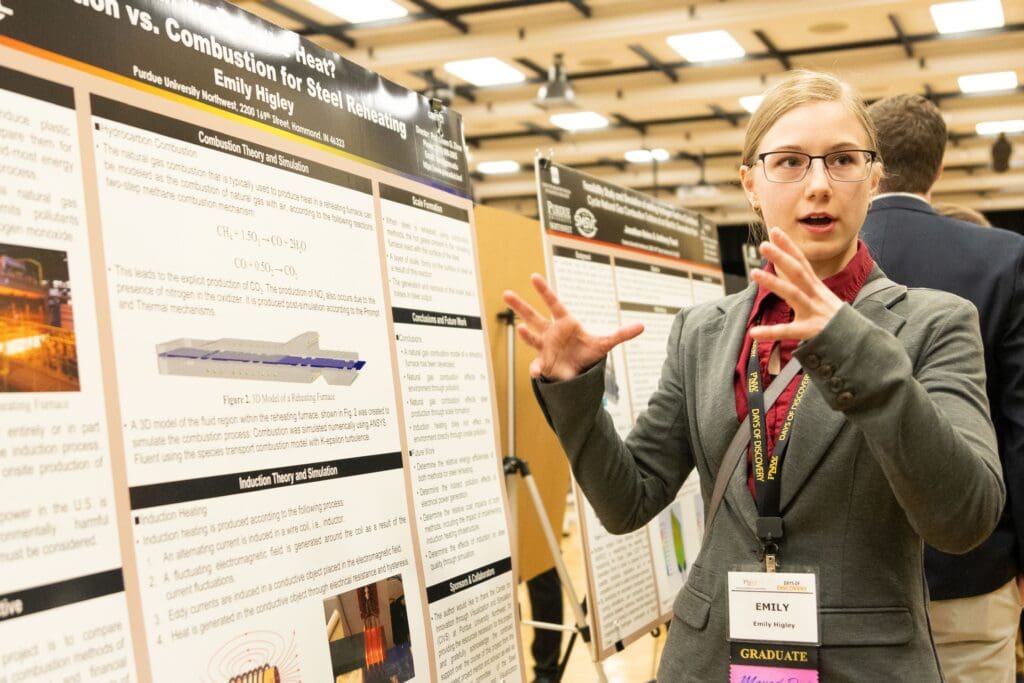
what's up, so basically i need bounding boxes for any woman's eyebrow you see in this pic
[763,141,865,154]
[826,141,865,151]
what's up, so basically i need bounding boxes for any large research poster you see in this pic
[0,2,522,682]
[535,160,723,659]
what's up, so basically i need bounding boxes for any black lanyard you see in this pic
[746,339,810,569]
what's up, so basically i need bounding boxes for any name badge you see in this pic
[727,571,819,644]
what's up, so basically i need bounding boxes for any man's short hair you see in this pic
[867,94,947,194]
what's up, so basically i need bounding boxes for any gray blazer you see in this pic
[534,268,1004,681]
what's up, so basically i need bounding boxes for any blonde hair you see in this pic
[742,71,881,238]
[742,70,879,167]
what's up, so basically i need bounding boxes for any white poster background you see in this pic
[0,80,137,680]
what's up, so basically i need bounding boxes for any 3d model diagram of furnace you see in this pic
[156,332,366,385]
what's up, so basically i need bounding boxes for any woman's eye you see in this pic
[830,153,855,166]
[778,156,803,168]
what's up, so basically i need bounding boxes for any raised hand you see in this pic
[502,273,644,381]
[749,227,845,342]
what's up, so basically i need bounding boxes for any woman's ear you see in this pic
[869,161,883,196]
[740,164,758,207]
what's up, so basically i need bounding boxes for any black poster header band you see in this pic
[425,556,513,603]
[615,257,690,279]
[380,184,469,223]
[0,569,124,622]
[392,307,482,330]
[129,451,402,509]
[552,246,612,265]
[91,94,372,193]
[0,64,74,108]
[0,0,471,195]
[536,159,720,267]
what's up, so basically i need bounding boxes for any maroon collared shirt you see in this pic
[734,240,875,499]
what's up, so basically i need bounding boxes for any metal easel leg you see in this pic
[504,457,608,683]
[498,308,607,683]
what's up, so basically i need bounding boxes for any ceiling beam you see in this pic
[454,47,1022,129]
[752,29,791,70]
[515,57,549,79]
[337,0,912,70]
[260,0,355,47]
[708,104,741,128]
[628,44,679,83]
[479,23,1024,88]
[405,0,470,33]
[565,0,592,19]
[888,14,915,58]
[453,0,564,13]
[522,122,562,141]
[611,114,648,135]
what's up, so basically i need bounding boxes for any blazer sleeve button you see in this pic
[819,363,835,379]
[836,390,855,408]
[828,376,844,392]
[803,353,821,369]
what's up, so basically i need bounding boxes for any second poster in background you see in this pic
[536,159,723,658]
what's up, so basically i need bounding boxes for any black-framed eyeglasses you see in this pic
[757,149,878,183]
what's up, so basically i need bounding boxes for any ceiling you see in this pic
[230,0,1024,226]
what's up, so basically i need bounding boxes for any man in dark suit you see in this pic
[863,94,1024,682]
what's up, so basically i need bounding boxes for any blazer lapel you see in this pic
[778,277,907,511]
[696,284,760,536]
[696,284,756,473]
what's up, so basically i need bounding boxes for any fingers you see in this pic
[502,289,549,330]
[598,322,645,351]
[530,273,569,319]
[516,323,543,349]
[760,228,817,291]
[760,243,814,294]
[750,321,816,342]
[767,227,815,273]
[749,268,812,311]
[528,357,544,378]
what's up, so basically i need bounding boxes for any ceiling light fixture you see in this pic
[624,148,671,163]
[550,111,608,131]
[957,71,1018,93]
[535,53,576,109]
[739,95,765,113]
[929,0,1004,34]
[666,30,746,63]
[477,160,521,175]
[976,119,1024,135]
[444,57,526,87]
[307,0,408,23]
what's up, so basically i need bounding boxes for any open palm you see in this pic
[502,274,644,381]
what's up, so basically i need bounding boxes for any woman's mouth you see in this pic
[799,213,836,232]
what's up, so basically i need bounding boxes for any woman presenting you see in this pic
[503,71,1003,681]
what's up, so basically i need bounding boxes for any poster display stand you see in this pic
[0,2,523,681]
[498,308,608,683]
[534,156,724,661]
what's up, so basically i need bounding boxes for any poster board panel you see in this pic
[535,159,724,659]
[0,2,523,681]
